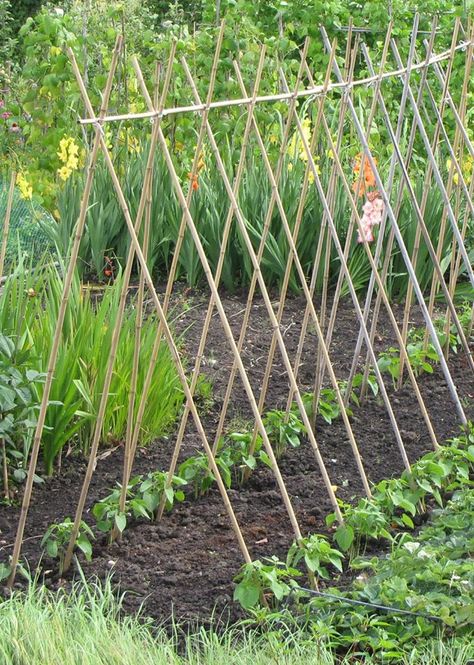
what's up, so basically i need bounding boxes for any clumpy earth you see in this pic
[1,286,473,626]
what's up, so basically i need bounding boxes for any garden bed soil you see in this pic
[1,287,473,627]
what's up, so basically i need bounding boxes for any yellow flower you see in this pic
[58,137,81,173]
[308,164,321,184]
[57,166,72,181]
[269,134,278,145]
[287,161,294,172]
[16,172,33,200]
[326,148,334,160]
[119,129,141,154]
[288,118,312,163]
[49,46,62,57]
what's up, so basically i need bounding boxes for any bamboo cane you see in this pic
[7,36,123,588]
[148,43,345,515]
[425,25,474,351]
[118,62,162,534]
[389,40,474,372]
[307,94,438,450]
[276,66,411,472]
[308,27,393,418]
[77,39,473,127]
[240,43,337,458]
[0,171,15,283]
[310,33,360,425]
[210,40,312,452]
[184,43,383,495]
[154,46,267,522]
[389,40,474,295]
[0,171,15,497]
[284,33,359,415]
[124,27,228,483]
[67,40,256,565]
[63,42,178,567]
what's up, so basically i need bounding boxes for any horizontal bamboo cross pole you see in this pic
[77,39,472,126]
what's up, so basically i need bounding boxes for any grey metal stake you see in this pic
[426,45,474,161]
[390,39,474,288]
[344,16,421,400]
[320,25,468,424]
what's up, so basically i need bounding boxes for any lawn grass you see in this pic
[0,578,472,664]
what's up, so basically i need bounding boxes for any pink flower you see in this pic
[373,197,384,212]
[9,123,20,133]
[1,111,12,120]
[0,99,4,108]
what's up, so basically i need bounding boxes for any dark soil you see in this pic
[1,287,473,627]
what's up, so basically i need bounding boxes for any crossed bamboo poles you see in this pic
[5,21,473,586]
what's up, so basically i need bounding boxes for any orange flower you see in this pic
[188,171,199,190]
[352,180,364,197]
[352,153,377,196]
[365,170,376,188]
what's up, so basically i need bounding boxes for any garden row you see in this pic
[43,144,472,299]
[2,295,469,576]
[1,248,468,500]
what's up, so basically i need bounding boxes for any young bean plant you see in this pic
[41,518,94,574]
[138,470,187,519]
[92,476,150,541]
[287,534,344,581]
[233,556,301,610]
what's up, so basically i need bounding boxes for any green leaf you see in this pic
[335,525,354,552]
[76,536,92,561]
[46,539,58,559]
[114,513,127,533]
[0,563,11,581]
[401,513,414,529]
[233,581,260,610]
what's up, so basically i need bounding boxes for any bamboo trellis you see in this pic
[4,15,474,587]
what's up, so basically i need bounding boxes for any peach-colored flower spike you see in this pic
[357,196,384,243]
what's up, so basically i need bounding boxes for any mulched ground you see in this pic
[1,286,473,627]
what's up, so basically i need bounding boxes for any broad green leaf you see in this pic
[115,513,127,533]
[335,525,354,552]
[233,581,260,610]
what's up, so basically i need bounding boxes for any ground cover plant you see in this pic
[231,425,474,660]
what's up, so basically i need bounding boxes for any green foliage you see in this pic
[0,257,184,475]
[0,0,16,61]
[178,450,232,498]
[234,426,474,657]
[92,476,151,541]
[287,534,344,579]
[263,409,305,457]
[138,470,186,518]
[0,333,46,489]
[41,517,94,573]
[226,430,271,485]
[233,556,300,610]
